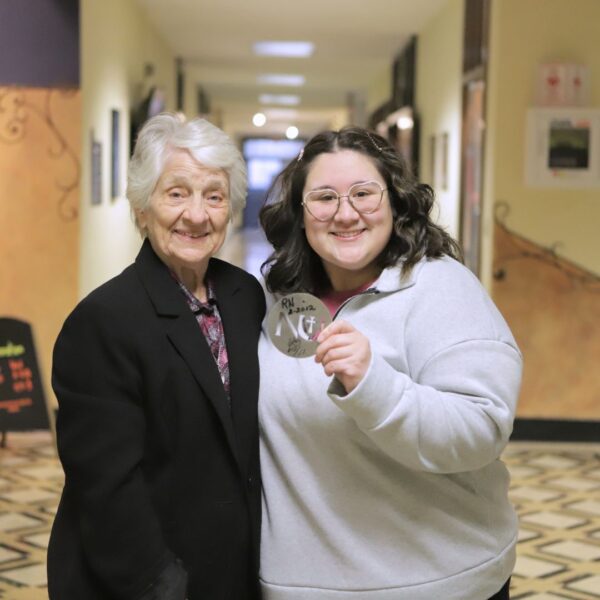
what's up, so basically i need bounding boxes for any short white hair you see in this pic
[127,113,247,232]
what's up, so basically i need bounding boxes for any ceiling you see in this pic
[134,0,448,138]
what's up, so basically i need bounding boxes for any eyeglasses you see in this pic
[302,181,387,222]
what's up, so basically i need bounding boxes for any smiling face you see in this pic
[136,148,230,283]
[302,149,393,291]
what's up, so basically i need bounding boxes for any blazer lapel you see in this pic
[134,240,241,466]
[165,317,238,453]
[209,259,257,475]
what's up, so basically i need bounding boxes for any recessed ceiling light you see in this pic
[257,74,305,87]
[253,41,314,58]
[259,94,300,106]
[286,126,299,140]
[397,115,414,130]
[252,112,267,127]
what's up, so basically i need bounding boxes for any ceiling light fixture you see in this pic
[257,74,305,87]
[286,126,299,140]
[252,112,267,127]
[259,94,300,106]
[253,41,314,58]
[397,115,414,130]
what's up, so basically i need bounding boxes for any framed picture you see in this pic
[525,108,600,187]
[440,132,449,191]
[90,130,102,205]
[111,109,120,199]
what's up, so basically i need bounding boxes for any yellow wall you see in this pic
[485,0,600,420]
[415,0,464,238]
[80,0,177,297]
[0,87,80,410]
[485,0,600,279]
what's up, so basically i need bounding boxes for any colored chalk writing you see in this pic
[0,342,26,358]
[0,318,49,431]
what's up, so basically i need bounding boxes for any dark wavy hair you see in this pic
[260,126,462,294]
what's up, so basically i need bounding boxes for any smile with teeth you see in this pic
[330,229,366,239]
[175,230,208,239]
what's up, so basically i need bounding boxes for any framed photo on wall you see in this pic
[90,130,102,205]
[525,108,600,187]
[111,109,120,199]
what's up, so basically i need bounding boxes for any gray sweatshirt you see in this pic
[259,256,523,599]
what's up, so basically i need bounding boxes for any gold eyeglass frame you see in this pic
[301,180,387,222]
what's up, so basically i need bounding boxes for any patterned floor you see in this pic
[0,432,60,600]
[506,442,600,599]
[0,433,597,599]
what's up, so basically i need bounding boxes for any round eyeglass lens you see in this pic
[348,182,384,213]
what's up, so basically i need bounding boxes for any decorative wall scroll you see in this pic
[0,87,80,220]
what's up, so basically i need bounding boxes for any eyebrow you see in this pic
[163,175,228,189]
[202,177,228,189]
[308,180,379,191]
[162,175,189,187]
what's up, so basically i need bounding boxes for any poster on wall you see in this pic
[526,108,600,187]
[0,318,50,431]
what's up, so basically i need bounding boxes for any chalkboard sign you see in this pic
[0,318,50,431]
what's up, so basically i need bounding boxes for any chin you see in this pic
[171,251,212,267]
[332,252,371,268]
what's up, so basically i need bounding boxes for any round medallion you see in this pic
[266,293,332,358]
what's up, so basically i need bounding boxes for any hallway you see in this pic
[0,1,598,597]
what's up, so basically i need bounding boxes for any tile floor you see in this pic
[0,433,598,599]
[0,432,60,600]
[505,442,600,599]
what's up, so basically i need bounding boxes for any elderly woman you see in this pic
[258,127,522,599]
[48,113,265,600]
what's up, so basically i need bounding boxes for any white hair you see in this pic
[127,112,247,232]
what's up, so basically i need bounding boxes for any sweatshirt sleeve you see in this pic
[327,260,523,474]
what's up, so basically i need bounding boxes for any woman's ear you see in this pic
[135,208,147,232]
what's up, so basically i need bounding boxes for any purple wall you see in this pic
[0,0,79,87]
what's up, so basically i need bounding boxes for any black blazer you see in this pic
[48,240,265,600]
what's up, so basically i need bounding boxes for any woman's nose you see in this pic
[334,196,359,221]
[183,196,208,222]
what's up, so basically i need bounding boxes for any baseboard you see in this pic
[511,418,600,442]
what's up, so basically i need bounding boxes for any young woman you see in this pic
[258,127,521,600]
